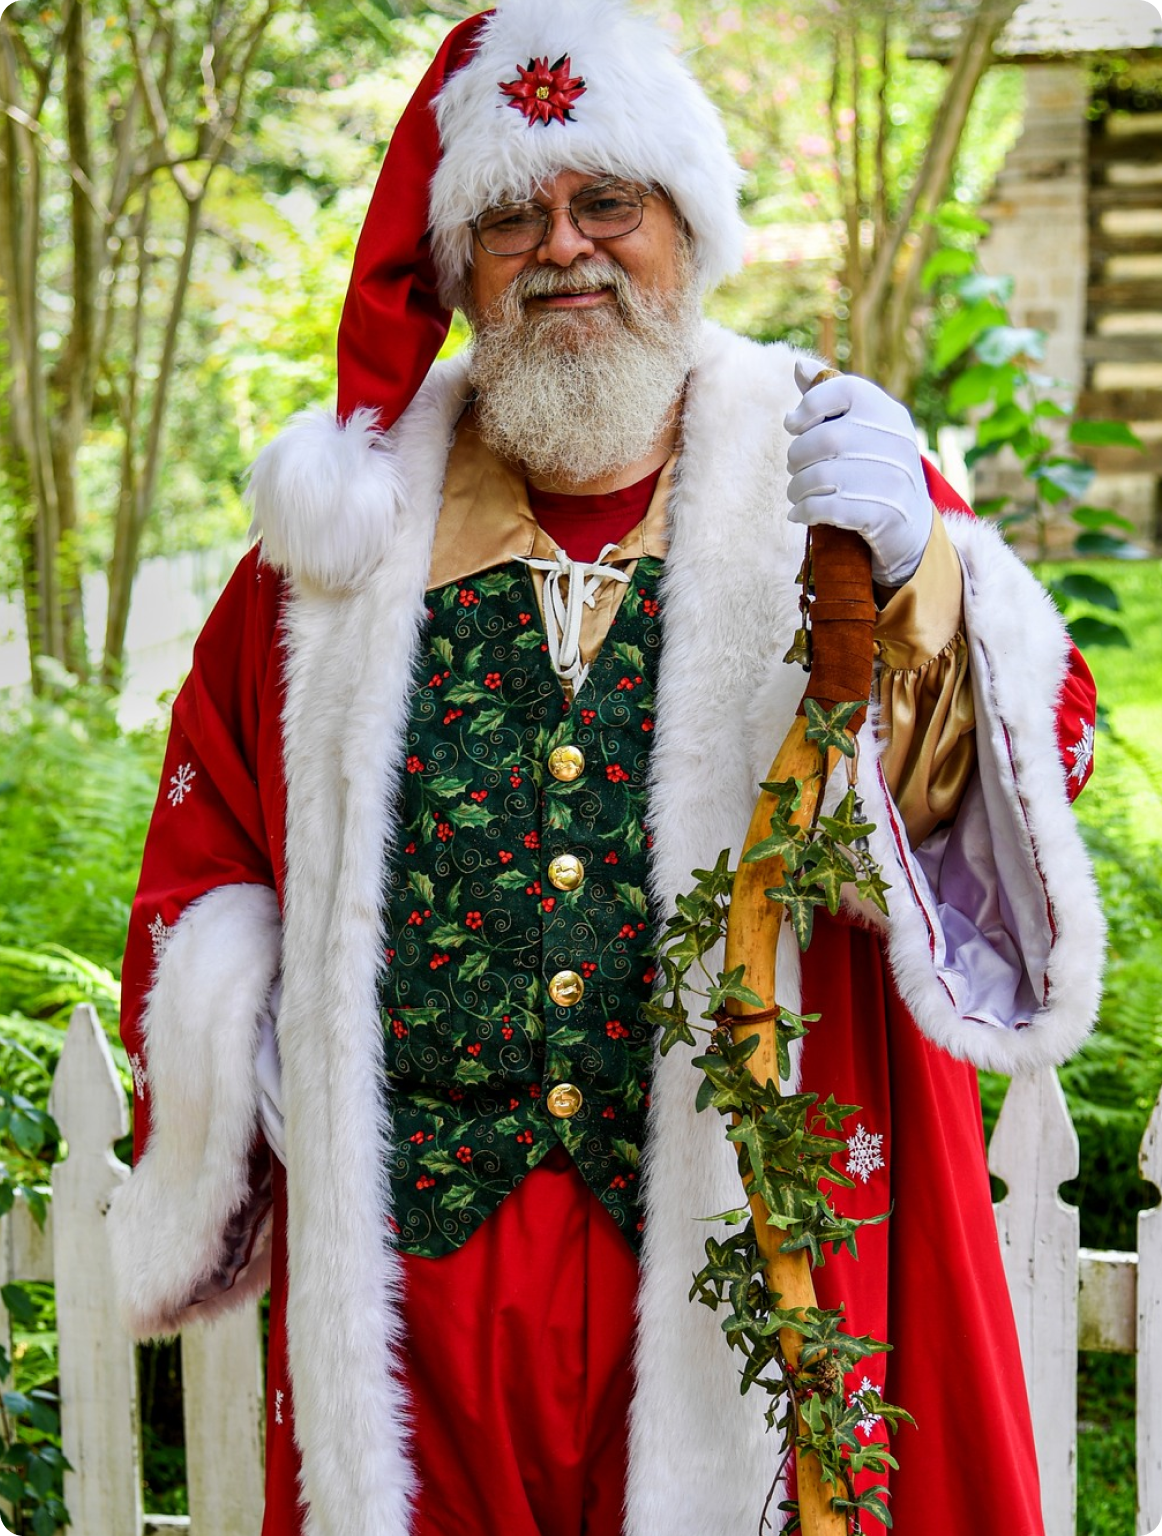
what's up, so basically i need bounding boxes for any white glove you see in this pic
[255,977,286,1167]
[783,360,933,588]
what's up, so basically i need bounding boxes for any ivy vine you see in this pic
[644,701,912,1532]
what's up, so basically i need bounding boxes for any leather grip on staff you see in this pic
[800,524,877,732]
[721,368,877,1535]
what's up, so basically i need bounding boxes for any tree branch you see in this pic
[0,103,112,224]
[858,0,1022,318]
[127,5,200,202]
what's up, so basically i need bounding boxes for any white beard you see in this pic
[466,256,702,486]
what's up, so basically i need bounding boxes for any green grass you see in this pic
[1077,1353,1136,1535]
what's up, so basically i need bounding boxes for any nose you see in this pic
[537,205,597,267]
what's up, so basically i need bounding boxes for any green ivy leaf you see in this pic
[648,1002,696,1055]
[802,699,862,758]
[706,966,767,1015]
[817,789,875,847]
[800,844,852,915]
[854,867,891,915]
[766,887,816,949]
[690,850,736,899]
[743,820,807,871]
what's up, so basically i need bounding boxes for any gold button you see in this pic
[547,854,585,892]
[548,745,585,782]
[546,1082,584,1119]
[547,969,585,1007]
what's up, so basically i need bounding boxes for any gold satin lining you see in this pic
[874,514,976,847]
[874,513,964,669]
[429,418,975,843]
[429,411,673,669]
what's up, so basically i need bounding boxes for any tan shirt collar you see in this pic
[428,412,672,591]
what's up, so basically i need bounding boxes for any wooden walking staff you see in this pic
[723,374,878,1533]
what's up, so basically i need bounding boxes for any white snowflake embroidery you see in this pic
[274,1389,284,1425]
[850,1375,882,1437]
[129,1053,148,1098]
[167,762,196,806]
[845,1123,885,1184]
[148,913,173,960]
[1068,721,1095,783]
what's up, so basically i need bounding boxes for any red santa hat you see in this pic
[254,0,745,588]
[338,0,745,428]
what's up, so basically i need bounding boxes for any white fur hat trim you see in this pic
[429,0,746,302]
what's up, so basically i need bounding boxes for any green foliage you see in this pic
[0,684,162,990]
[923,234,1145,644]
[647,718,909,1527]
[1,1207,69,1532]
[1076,1353,1135,1536]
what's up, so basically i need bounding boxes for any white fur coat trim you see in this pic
[107,883,281,1337]
[855,512,1105,1073]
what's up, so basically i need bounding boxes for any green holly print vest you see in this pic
[380,560,662,1258]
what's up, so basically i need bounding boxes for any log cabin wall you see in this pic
[1083,73,1162,547]
[973,56,1162,552]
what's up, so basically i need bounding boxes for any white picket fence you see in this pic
[1,1004,1160,1535]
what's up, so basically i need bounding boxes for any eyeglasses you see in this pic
[470,179,656,256]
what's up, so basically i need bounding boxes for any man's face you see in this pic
[467,167,686,332]
[464,167,701,486]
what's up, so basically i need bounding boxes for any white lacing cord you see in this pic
[514,543,630,693]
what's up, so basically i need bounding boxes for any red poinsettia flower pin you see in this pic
[499,55,586,126]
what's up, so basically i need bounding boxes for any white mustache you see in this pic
[509,260,630,303]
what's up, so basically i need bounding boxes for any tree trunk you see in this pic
[102,193,204,686]
[843,0,1024,396]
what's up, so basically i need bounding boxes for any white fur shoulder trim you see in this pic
[108,883,282,1338]
[246,366,474,593]
[246,406,407,591]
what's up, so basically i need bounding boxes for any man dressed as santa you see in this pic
[110,3,1102,1533]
